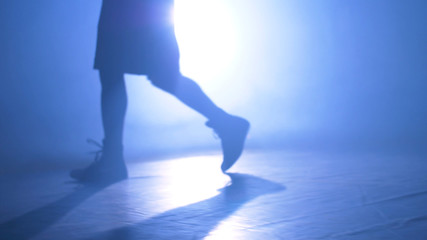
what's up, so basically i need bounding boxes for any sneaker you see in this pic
[70,140,128,184]
[206,115,250,172]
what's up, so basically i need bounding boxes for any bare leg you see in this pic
[151,74,228,120]
[69,69,128,182]
[99,70,127,150]
[149,74,250,172]
[175,76,229,120]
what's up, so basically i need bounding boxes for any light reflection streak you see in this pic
[157,155,231,207]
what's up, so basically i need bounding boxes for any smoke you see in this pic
[1,0,426,171]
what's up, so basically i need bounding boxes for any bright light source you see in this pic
[174,0,237,82]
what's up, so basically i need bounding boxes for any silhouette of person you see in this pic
[70,0,249,183]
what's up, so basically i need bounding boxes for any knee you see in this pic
[99,69,125,90]
[148,73,181,94]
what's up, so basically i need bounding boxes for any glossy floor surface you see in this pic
[1,151,427,239]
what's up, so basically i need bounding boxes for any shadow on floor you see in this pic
[0,182,110,240]
[0,174,284,240]
[86,173,285,240]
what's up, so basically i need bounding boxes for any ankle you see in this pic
[102,139,123,157]
[207,109,230,122]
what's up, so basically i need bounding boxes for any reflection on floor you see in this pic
[1,151,427,239]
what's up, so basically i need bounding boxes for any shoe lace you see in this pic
[212,131,219,140]
[206,121,220,140]
[87,138,104,163]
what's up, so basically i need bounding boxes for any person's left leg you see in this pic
[149,73,250,172]
[70,69,128,183]
[99,69,127,154]
[167,75,229,121]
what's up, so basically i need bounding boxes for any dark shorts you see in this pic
[94,0,180,83]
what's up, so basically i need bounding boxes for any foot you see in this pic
[70,141,128,184]
[70,158,128,184]
[206,115,250,172]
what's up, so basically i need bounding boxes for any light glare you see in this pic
[174,0,237,82]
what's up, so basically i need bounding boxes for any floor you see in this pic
[1,150,427,240]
